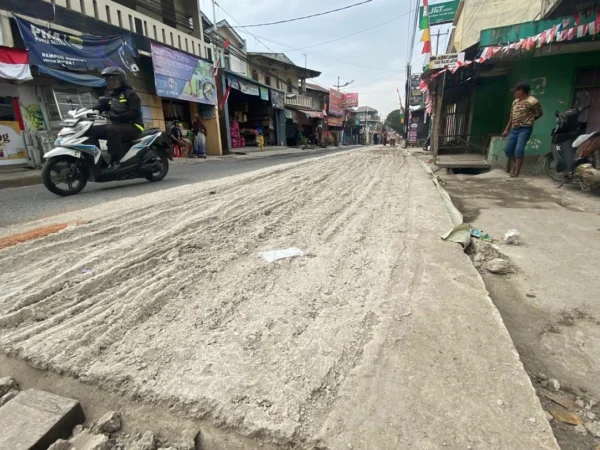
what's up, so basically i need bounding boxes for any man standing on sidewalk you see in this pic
[502,82,543,177]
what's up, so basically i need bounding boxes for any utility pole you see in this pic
[432,29,449,55]
[404,63,411,144]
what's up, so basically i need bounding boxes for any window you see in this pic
[178,35,182,50]
[170,32,174,47]
[144,21,148,36]
[117,10,122,28]
[265,75,271,86]
[92,0,98,18]
[80,0,86,14]
[153,25,157,40]
[287,78,293,94]
[162,29,166,43]
[129,15,133,31]
[105,5,111,24]
[572,68,600,132]
[0,97,16,121]
[44,88,99,127]
[191,41,195,55]
[185,39,189,53]
[207,47,213,63]
[134,17,143,35]
[252,70,259,82]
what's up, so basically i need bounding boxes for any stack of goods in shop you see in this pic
[241,128,258,146]
[231,121,245,148]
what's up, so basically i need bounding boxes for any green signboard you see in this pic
[419,0,460,29]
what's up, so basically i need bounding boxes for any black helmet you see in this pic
[101,67,127,83]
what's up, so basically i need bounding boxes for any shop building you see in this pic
[424,0,600,172]
[247,53,322,148]
[0,0,224,162]
[356,106,382,145]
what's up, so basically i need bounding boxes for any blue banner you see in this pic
[150,43,216,105]
[16,16,139,74]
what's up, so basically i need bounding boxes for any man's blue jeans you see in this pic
[505,126,533,159]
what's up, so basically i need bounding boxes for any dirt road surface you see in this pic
[0,149,558,449]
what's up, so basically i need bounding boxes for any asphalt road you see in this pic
[0,148,352,228]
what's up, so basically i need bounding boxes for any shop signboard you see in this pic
[429,52,465,70]
[260,87,269,101]
[409,74,424,106]
[0,121,28,165]
[409,130,418,142]
[329,89,343,116]
[419,0,459,27]
[239,80,259,96]
[16,17,138,74]
[151,43,217,105]
[328,116,344,127]
[271,90,285,109]
[342,92,359,108]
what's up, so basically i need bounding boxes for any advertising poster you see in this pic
[429,52,465,70]
[16,17,138,74]
[342,93,359,108]
[419,0,460,27]
[239,80,259,96]
[151,43,217,105]
[260,87,269,101]
[271,90,284,109]
[0,121,28,165]
[328,116,344,127]
[329,89,343,116]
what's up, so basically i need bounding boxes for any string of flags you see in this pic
[419,8,600,114]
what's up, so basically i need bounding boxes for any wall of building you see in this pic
[249,63,300,92]
[473,50,600,172]
[470,75,511,138]
[453,0,543,52]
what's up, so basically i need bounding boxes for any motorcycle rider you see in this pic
[89,67,144,168]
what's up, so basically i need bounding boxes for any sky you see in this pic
[201,0,449,121]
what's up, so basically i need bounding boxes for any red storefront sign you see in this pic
[328,116,344,127]
[329,89,343,116]
[342,93,359,108]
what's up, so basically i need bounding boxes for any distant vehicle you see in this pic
[42,104,171,196]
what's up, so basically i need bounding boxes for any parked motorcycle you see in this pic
[42,106,172,196]
[545,106,600,190]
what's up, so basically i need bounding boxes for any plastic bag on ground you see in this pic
[504,229,521,245]
[259,247,304,263]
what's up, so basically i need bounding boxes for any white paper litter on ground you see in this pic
[259,247,304,263]
[504,229,521,245]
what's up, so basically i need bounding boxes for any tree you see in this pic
[384,109,404,135]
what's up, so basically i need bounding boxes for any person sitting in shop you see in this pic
[169,120,190,157]
[192,114,208,159]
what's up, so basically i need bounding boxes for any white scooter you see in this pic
[42,105,171,196]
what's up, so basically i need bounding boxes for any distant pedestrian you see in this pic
[258,133,265,151]
[170,120,190,157]
[502,81,543,177]
[383,128,388,146]
[192,114,208,159]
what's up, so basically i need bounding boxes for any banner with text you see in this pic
[429,52,465,70]
[151,43,216,105]
[419,0,459,28]
[329,89,343,116]
[16,16,138,74]
[342,92,359,108]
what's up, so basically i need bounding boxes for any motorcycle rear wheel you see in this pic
[145,152,169,182]
[42,156,88,196]
[544,154,565,183]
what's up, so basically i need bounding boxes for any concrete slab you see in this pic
[0,389,84,450]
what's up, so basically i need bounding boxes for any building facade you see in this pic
[0,0,224,167]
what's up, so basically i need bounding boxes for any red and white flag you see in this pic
[567,28,576,40]
[577,24,589,38]
[0,46,32,81]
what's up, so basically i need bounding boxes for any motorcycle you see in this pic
[545,106,600,191]
[42,106,172,196]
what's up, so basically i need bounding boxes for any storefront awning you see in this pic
[37,66,106,88]
[299,110,323,119]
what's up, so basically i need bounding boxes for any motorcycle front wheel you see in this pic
[544,154,565,183]
[42,156,89,196]
[145,151,169,182]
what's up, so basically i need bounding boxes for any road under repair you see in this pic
[0,149,558,449]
